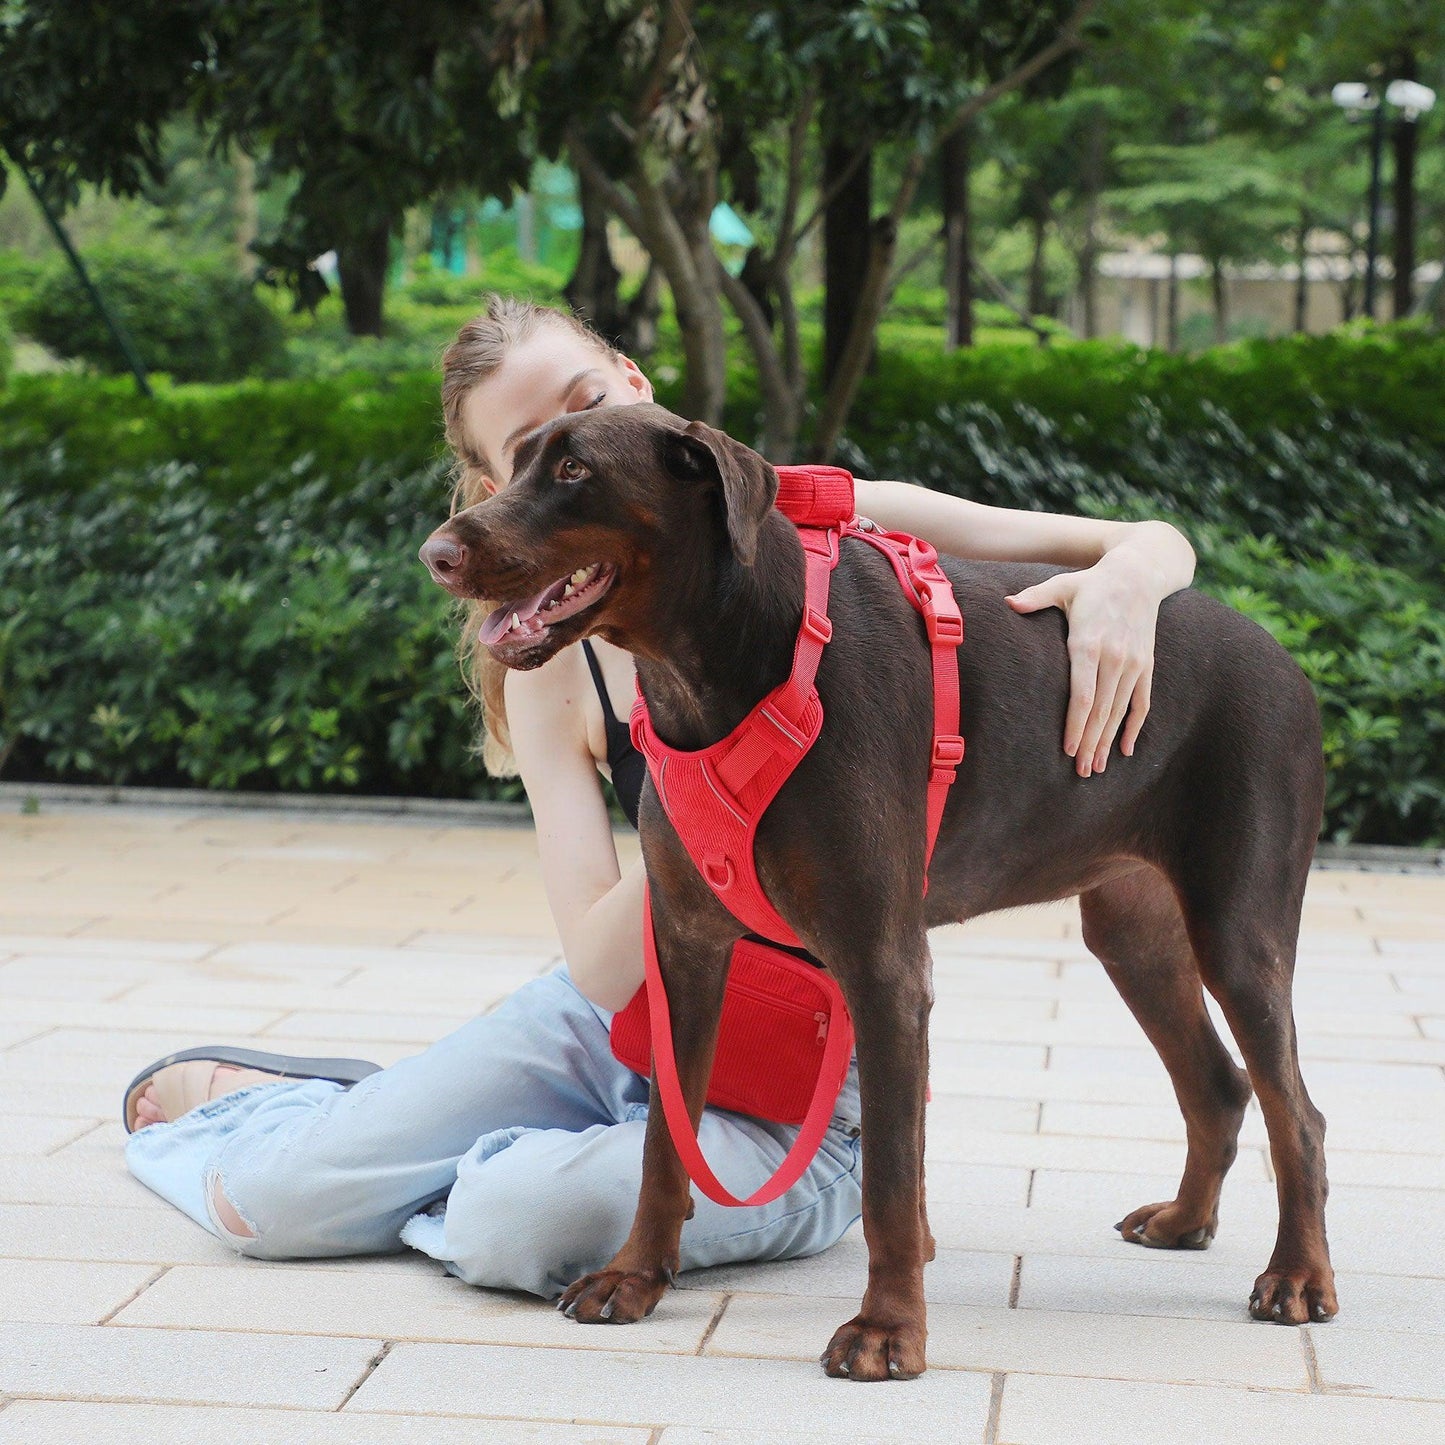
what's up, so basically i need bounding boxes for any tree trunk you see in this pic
[1340,270,1357,323]
[622,261,661,358]
[672,273,727,423]
[233,149,257,276]
[564,165,624,339]
[1293,215,1310,333]
[814,213,898,459]
[940,126,973,349]
[337,222,390,337]
[1165,253,1179,351]
[1027,208,1049,316]
[739,246,775,328]
[823,128,873,386]
[566,134,728,423]
[1391,50,1419,318]
[1076,107,1105,339]
[638,184,727,422]
[1210,258,1228,346]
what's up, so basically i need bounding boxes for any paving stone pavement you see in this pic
[1,800,1443,1443]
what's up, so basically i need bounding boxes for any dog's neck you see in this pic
[622,512,807,752]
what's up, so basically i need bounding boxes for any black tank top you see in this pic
[581,640,647,829]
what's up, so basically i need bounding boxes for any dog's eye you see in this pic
[556,456,588,483]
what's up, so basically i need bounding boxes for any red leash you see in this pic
[641,882,855,1206]
[632,467,964,1206]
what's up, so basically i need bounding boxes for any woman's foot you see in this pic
[131,1063,285,1128]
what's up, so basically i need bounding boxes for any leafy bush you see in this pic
[0,451,513,800]
[0,371,443,497]
[844,324,1445,461]
[0,251,45,321]
[2,326,1440,839]
[1192,530,1445,847]
[846,394,1445,580]
[15,248,285,382]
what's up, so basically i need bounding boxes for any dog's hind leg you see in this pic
[1080,867,1253,1250]
[1176,871,1337,1325]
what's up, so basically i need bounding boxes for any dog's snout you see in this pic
[420,534,468,586]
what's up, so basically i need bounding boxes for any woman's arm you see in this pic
[505,657,647,1012]
[854,478,1195,778]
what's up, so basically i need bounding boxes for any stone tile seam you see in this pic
[41,1119,106,1157]
[2,1025,57,1054]
[96,1265,169,1325]
[39,1316,1330,1372]
[695,1293,731,1355]
[984,1369,1006,1443]
[335,1339,393,1412]
[1301,1326,1324,1393]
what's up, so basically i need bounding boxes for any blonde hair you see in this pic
[440,294,620,776]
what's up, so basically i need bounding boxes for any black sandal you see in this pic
[123,1046,381,1133]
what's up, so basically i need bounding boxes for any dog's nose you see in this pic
[419,535,468,585]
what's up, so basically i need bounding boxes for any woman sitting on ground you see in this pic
[122,295,1194,1296]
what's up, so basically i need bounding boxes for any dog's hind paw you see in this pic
[1249,1265,1338,1325]
[558,1267,670,1325]
[821,1314,926,1382]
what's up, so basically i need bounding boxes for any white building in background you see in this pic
[1070,249,1443,347]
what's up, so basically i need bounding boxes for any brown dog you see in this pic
[420,402,1336,1381]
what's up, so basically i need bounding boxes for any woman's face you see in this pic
[460,327,653,495]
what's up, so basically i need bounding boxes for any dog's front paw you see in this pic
[1249,1265,1338,1325]
[558,1266,673,1324]
[820,1314,926,1381]
[1116,1199,1217,1249]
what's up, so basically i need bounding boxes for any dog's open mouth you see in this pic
[479,563,617,647]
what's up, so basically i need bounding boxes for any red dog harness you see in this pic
[628,464,964,1205]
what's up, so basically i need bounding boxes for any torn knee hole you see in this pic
[208,1173,257,1242]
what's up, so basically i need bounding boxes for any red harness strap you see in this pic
[628,465,964,1205]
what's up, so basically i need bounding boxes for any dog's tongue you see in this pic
[479,577,568,645]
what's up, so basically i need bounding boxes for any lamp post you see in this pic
[1332,79,1437,319]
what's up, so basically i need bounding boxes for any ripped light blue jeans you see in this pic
[125,965,863,1298]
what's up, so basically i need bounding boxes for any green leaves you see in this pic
[0,428,494,800]
[840,327,1445,846]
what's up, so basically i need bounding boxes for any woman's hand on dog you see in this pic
[1006,551,1166,777]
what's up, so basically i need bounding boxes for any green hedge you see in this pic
[0,451,504,799]
[0,371,444,496]
[1,328,1441,843]
[845,326,1445,458]
[1193,530,1444,847]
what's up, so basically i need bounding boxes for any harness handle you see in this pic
[642,884,854,1207]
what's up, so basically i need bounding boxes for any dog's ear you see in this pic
[663,420,778,567]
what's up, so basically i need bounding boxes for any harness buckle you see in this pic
[801,607,833,645]
[925,608,964,646]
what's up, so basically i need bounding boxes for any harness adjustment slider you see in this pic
[801,607,833,645]
[932,735,966,769]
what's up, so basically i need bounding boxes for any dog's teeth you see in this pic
[563,583,574,597]
[571,568,588,584]
[511,612,521,631]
